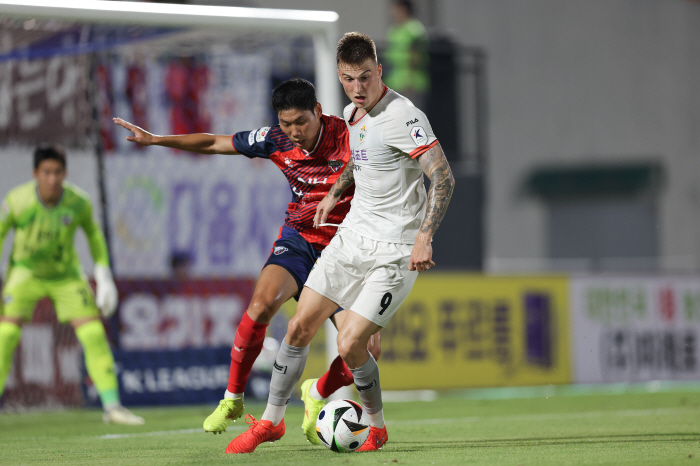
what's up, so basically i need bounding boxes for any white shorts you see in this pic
[305,228,418,328]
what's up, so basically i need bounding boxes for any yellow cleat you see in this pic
[203,398,244,433]
[300,378,325,445]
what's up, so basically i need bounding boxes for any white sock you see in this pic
[261,403,286,425]
[103,401,121,411]
[310,380,324,401]
[225,390,243,400]
[367,409,385,429]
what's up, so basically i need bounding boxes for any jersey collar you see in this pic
[35,184,64,209]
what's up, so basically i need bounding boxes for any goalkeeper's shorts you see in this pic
[1,267,98,322]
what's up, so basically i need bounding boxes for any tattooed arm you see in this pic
[329,156,356,199]
[410,142,455,272]
[313,157,355,228]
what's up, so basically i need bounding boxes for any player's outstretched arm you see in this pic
[313,157,355,228]
[112,117,239,155]
[410,143,455,272]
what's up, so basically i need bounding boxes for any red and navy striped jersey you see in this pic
[231,114,353,249]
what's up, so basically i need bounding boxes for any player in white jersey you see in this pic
[226,32,454,454]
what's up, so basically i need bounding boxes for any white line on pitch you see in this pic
[98,426,245,440]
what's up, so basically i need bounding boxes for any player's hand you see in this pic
[113,117,156,146]
[409,232,435,272]
[94,264,118,318]
[313,194,339,228]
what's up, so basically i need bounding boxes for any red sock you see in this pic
[316,355,354,398]
[227,312,268,394]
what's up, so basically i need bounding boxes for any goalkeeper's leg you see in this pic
[0,271,44,398]
[0,319,22,397]
[72,319,143,425]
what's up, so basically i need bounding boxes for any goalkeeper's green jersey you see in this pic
[0,181,110,280]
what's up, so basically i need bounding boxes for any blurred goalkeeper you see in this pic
[114,78,380,445]
[0,144,144,425]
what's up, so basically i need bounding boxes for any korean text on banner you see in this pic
[378,273,571,390]
[571,276,700,383]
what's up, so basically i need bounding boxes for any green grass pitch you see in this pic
[1,388,699,465]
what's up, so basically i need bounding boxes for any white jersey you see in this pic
[341,87,438,244]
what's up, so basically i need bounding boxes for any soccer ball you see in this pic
[315,399,370,452]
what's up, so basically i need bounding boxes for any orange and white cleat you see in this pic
[225,414,285,454]
[356,426,388,452]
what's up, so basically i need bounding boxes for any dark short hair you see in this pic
[33,143,66,170]
[271,78,317,114]
[336,32,377,66]
[394,0,414,16]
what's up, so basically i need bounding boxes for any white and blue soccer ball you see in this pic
[315,399,370,452]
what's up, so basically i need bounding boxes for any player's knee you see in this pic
[336,334,365,365]
[286,315,314,347]
[247,298,278,324]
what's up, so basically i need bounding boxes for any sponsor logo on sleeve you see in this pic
[273,246,288,255]
[256,126,271,142]
[405,118,419,126]
[410,126,428,146]
[248,131,256,145]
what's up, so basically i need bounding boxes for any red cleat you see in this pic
[225,414,285,454]
[356,425,388,452]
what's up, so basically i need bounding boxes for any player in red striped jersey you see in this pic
[114,78,380,444]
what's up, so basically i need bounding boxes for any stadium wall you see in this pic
[431,0,700,273]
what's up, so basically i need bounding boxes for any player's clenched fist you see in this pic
[113,117,156,146]
[409,233,435,272]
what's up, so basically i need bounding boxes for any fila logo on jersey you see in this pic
[405,118,419,126]
[410,126,428,146]
[273,246,288,255]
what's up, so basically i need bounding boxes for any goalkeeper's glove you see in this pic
[94,264,118,318]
